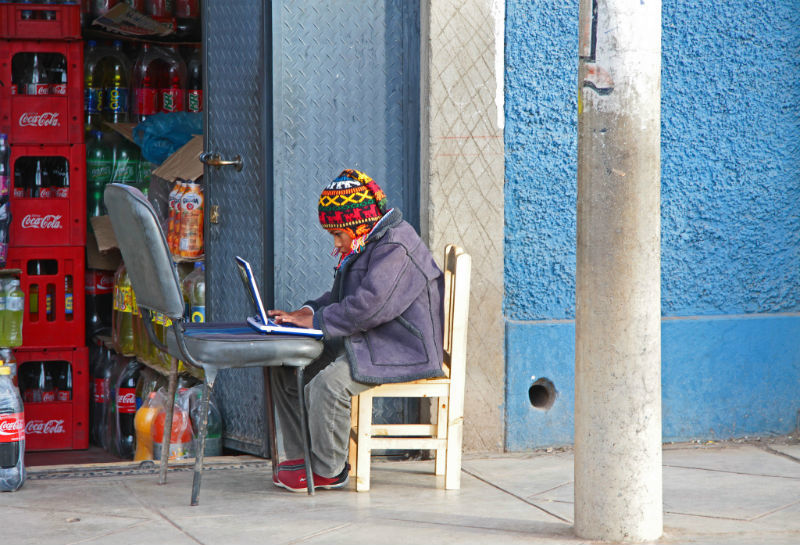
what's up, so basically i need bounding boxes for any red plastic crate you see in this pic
[0,40,83,144]
[8,143,86,247]
[15,347,89,451]
[0,3,82,40]
[6,246,86,348]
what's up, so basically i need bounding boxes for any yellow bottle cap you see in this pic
[0,366,10,376]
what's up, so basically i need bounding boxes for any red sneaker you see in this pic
[275,464,349,493]
[272,459,305,488]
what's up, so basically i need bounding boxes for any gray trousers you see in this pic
[273,355,373,478]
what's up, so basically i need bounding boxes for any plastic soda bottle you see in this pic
[2,280,24,348]
[0,366,25,492]
[112,264,135,355]
[134,390,160,461]
[160,46,186,113]
[189,386,222,457]
[86,131,113,221]
[179,182,203,258]
[166,179,183,253]
[131,44,161,123]
[84,41,105,132]
[115,359,141,459]
[190,263,205,323]
[0,280,7,346]
[152,393,195,461]
[186,44,202,113]
[109,133,140,186]
[101,41,130,124]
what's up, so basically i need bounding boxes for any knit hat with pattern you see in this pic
[318,169,388,238]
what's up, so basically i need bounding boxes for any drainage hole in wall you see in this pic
[528,378,557,410]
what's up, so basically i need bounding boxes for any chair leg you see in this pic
[444,396,464,490]
[295,367,315,495]
[190,380,211,506]
[266,367,280,482]
[159,356,179,485]
[355,392,373,492]
[348,395,359,484]
[434,396,449,477]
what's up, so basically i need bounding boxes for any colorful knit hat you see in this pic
[318,169,388,239]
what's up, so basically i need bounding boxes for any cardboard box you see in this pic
[86,227,121,271]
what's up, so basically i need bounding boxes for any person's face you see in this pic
[331,230,353,253]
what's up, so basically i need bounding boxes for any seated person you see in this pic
[268,169,445,492]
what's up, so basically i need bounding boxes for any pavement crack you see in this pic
[121,480,207,545]
[758,443,800,464]
[461,467,572,523]
[285,522,352,544]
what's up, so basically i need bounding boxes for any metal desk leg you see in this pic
[159,356,179,485]
[295,367,315,495]
[190,379,211,506]
[265,367,280,481]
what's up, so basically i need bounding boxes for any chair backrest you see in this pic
[103,183,185,320]
[441,244,471,377]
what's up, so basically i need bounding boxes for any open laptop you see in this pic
[235,256,324,338]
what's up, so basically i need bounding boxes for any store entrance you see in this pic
[4,0,420,469]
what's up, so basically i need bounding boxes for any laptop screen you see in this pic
[235,256,268,324]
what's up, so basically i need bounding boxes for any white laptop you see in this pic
[235,256,324,339]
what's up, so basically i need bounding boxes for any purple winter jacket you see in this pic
[306,209,445,384]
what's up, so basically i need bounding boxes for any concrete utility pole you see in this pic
[574,0,663,541]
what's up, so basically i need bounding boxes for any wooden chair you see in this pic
[348,244,471,491]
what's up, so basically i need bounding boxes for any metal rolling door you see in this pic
[204,1,420,455]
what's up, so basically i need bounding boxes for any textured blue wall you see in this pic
[504,1,800,449]
[506,316,800,450]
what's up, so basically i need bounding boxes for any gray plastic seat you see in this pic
[104,183,323,504]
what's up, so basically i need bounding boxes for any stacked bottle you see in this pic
[3,10,89,452]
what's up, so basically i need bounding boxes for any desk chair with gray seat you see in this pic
[104,183,323,505]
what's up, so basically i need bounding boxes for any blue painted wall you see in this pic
[504,1,800,449]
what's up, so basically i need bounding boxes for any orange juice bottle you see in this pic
[166,179,183,254]
[178,182,203,258]
[134,391,159,461]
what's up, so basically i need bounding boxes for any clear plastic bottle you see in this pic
[185,44,202,113]
[131,44,162,123]
[109,132,140,186]
[112,264,135,355]
[101,41,131,124]
[22,53,49,96]
[86,130,113,221]
[0,366,25,492]
[189,385,222,457]
[0,280,7,347]
[0,134,9,199]
[84,41,107,132]
[2,280,23,348]
[190,263,205,323]
[181,262,201,320]
[159,46,186,113]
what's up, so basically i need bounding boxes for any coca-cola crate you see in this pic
[9,143,85,246]
[0,3,82,40]
[6,245,85,348]
[0,40,83,144]
[15,347,89,451]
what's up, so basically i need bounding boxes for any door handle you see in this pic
[199,151,243,172]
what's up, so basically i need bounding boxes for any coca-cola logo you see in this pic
[25,419,65,435]
[21,214,63,230]
[0,417,24,436]
[19,112,61,128]
[117,392,136,405]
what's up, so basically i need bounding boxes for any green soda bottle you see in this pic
[3,279,24,347]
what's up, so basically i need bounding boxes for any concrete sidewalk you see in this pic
[1,439,798,545]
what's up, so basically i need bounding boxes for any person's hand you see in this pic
[267,307,314,328]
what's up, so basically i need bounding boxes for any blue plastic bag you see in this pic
[133,112,203,165]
